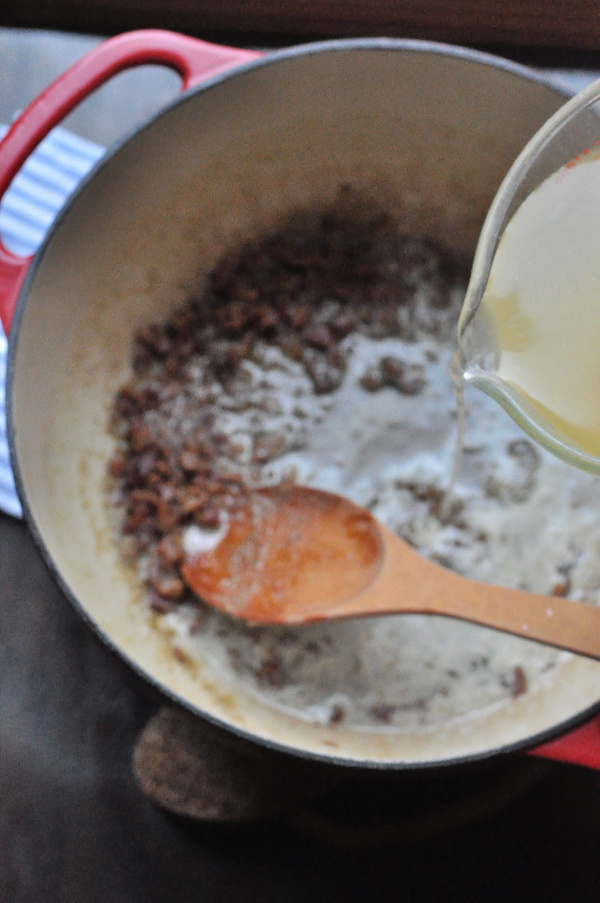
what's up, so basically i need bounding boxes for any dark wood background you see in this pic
[1,0,600,51]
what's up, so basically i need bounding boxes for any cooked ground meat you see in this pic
[108,190,466,612]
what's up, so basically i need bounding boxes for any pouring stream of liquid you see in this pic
[182,485,600,661]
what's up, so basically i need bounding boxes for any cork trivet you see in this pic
[133,706,554,845]
[132,706,339,823]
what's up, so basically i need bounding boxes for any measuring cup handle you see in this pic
[531,714,600,770]
[0,29,261,335]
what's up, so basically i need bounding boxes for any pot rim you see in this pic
[6,34,587,770]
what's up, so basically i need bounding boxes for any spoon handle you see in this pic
[328,525,600,661]
[430,576,600,660]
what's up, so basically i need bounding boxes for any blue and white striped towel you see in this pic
[0,124,104,517]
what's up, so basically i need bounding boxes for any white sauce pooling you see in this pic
[157,327,600,734]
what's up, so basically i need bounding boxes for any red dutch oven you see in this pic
[2,29,600,770]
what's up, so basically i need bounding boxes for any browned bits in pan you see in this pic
[500,665,528,698]
[304,352,345,395]
[369,703,398,724]
[150,573,186,601]
[303,324,334,350]
[179,449,207,473]
[254,655,288,689]
[251,432,287,465]
[108,190,466,610]
[329,703,346,725]
[148,592,178,615]
[380,356,427,394]
[156,534,184,568]
[197,505,221,529]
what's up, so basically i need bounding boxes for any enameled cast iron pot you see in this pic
[2,30,600,770]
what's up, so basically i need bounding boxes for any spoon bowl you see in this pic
[182,484,600,661]
[182,485,384,622]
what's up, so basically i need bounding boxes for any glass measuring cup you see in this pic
[458,76,600,474]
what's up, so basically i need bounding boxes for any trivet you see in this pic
[133,706,554,848]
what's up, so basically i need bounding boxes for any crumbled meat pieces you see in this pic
[360,355,427,395]
[108,190,465,612]
[500,666,528,698]
[484,438,540,504]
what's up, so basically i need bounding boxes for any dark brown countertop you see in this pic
[4,509,600,902]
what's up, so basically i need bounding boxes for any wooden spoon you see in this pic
[181,484,600,660]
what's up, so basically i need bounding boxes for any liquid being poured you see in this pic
[459,148,600,466]
[441,351,467,518]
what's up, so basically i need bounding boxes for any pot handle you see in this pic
[530,714,600,770]
[0,29,261,335]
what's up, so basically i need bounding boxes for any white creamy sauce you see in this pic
[183,521,229,556]
[155,314,600,733]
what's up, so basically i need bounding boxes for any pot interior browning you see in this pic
[10,44,600,765]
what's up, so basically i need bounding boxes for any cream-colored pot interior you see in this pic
[10,42,600,765]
